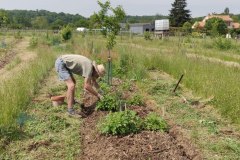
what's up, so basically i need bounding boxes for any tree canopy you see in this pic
[204,17,227,36]
[0,9,88,29]
[169,0,191,27]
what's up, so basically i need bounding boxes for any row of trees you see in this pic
[0,9,89,29]
[0,0,239,37]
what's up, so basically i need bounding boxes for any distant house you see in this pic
[129,23,155,34]
[192,14,240,29]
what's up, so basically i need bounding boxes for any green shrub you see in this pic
[96,94,119,111]
[48,35,62,46]
[98,110,142,135]
[61,25,73,41]
[143,112,168,131]
[127,94,144,106]
[213,37,233,50]
[144,31,152,40]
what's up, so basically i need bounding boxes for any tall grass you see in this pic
[0,41,57,129]
[76,34,240,124]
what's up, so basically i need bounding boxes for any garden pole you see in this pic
[173,74,184,93]
[107,49,112,85]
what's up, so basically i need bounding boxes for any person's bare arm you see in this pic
[84,77,102,99]
[92,77,100,90]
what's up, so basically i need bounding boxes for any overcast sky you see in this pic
[0,0,239,18]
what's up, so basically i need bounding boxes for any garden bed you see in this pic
[79,78,201,160]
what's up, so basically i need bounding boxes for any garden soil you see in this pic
[79,79,202,160]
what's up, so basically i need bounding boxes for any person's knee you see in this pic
[67,83,75,91]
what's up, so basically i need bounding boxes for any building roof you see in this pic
[232,23,240,29]
[203,14,233,22]
[192,14,240,29]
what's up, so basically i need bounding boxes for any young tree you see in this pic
[182,21,192,34]
[91,0,125,84]
[169,0,191,27]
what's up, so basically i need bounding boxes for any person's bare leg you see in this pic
[65,78,75,109]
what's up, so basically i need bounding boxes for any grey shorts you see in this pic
[55,57,72,81]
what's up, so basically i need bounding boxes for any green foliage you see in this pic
[1,9,86,29]
[46,35,62,46]
[143,113,168,131]
[98,110,142,135]
[115,52,131,76]
[169,0,191,27]
[199,119,218,134]
[205,17,227,36]
[182,21,192,34]
[213,37,233,50]
[60,25,73,41]
[0,42,56,129]
[143,31,152,40]
[127,94,144,106]
[0,10,8,27]
[29,36,38,48]
[96,94,119,111]
[191,32,203,38]
[91,0,125,50]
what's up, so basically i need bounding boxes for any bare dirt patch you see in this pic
[79,79,202,160]
[0,50,17,69]
[0,38,37,79]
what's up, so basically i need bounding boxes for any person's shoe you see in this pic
[67,108,81,118]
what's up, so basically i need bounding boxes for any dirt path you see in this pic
[0,37,37,80]
[79,79,201,160]
[186,53,240,68]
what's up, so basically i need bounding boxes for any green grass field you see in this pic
[0,32,240,159]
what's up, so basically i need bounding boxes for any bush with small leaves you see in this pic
[127,94,144,106]
[61,25,73,41]
[144,31,152,41]
[96,94,119,111]
[143,112,168,132]
[98,110,142,135]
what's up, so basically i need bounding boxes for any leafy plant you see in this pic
[143,112,168,131]
[91,0,125,84]
[98,110,142,135]
[213,37,233,50]
[144,31,152,41]
[199,119,218,134]
[96,94,119,111]
[127,94,144,106]
[46,34,62,46]
[61,25,73,41]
